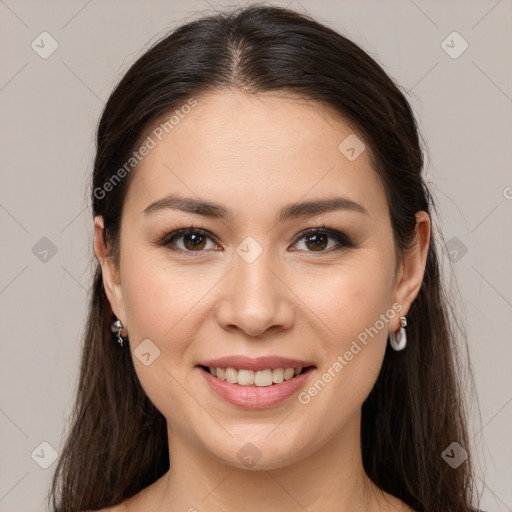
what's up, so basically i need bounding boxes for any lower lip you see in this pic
[196,366,315,409]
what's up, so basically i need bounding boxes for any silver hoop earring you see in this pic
[111,316,128,347]
[389,316,407,351]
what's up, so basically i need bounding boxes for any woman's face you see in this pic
[96,89,427,469]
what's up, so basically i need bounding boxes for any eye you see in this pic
[290,225,354,254]
[158,227,220,253]
[156,224,355,255]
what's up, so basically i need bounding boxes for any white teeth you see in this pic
[237,369,254,386]
[225,367,238,384]
[207,366,305,386]
[272,368,284,384]
[283,368,295,380]
[254,369,273,387]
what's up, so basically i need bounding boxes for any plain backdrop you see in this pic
[0,0,511,510]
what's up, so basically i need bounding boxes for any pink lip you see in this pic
[198,355,315,371]
[196,366,316,409]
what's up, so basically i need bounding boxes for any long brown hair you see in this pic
[49,4,479,511]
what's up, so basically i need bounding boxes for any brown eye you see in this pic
[291,228,354,253]
[303,232,329,251]
[161,228,219,252]
[181,232,207,251]
[158,226,354,255]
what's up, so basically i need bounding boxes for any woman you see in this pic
[49,4,479,512]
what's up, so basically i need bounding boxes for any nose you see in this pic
[214,248,295,337]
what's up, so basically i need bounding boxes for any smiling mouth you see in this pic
[198,365,315,387]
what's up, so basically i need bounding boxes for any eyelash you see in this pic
[155,224,355,256]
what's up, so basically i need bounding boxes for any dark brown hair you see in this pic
[49,4,479,511]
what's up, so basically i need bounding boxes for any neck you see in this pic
[131,414,406,512]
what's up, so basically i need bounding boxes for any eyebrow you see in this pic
[143,193,368,221]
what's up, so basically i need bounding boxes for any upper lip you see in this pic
[197,355,316,371]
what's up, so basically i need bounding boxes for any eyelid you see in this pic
[156,226,220,249]
[290,225,354,251]
[156,224,355,254]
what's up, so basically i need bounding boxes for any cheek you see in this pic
[121,256,201,345]
[119,243,226,372]
[305,253,396,394]
[118,248,212,419]
[308,259,395,343]
[121,239,396,360]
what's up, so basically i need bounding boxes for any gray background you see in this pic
[0,0,511,510]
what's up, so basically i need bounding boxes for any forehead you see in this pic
[124,89,387,221]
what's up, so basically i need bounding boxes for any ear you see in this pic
[93,215,126,325]
[391,211,430,329]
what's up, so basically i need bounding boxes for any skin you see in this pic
[93,89,430,512]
